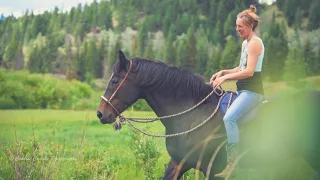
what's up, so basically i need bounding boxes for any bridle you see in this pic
[100,60,133,116]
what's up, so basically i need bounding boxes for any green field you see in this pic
[0,109,318,180]
[0,110,178,180]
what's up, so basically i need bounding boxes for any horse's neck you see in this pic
[144,93,194,116]
[143,92,219,130]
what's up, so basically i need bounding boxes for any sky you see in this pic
[0,0,276,18]
[0,0,95,17]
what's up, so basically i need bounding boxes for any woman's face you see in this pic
[236,17,253,38]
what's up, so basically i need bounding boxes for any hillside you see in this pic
[0,0,319,84]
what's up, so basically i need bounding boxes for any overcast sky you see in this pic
[0,0,94,17]
[0,0,276,17]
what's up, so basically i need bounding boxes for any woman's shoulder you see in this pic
[249,37,264,46]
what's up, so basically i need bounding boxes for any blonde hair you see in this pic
[237,5,261,30]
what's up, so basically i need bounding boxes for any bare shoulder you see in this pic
[248,38,262,49]
[248,38,262,54]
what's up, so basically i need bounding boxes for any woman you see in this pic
[210,5,264,178]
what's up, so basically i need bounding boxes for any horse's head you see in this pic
[97,50,140,124]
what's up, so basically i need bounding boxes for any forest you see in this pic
[0,0,319,83]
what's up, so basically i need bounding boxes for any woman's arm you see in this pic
[212,39,262,87]
[221,66,241,75]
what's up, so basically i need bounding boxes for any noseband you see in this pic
[100,60,133,116]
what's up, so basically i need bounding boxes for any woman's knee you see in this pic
[223,114,235,124]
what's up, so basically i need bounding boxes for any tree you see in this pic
[303,38,319,75]
[211,21,223,46]
[144,40,155,60]
[223,10,237,37]
[276,0,286,10]
[264,35,288,82]
[220,36,239,69]
[195,26,210,75]
[97,1,112,30]
[77,41,88,81]
[184,25,197,71]
[3,27,19,68]
[163,24,176,65]
[86,39,102,78]
[162,7,174,37]
[283,47,306,83]
[307,0,320,30]
[293,8,301,29]
[284,0,300,26]
[137,21,148,57]
[108,37,122,72]
[99,37,109,79]
[205,45,222,80]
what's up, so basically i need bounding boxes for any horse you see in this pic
[97,50,320,179]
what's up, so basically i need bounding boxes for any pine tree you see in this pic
[223,10,237,37]
[283,47,306,83]
[184,25,197,71]
[77,41,88,81]
[293,8,301,29]
[212,21,223,46]
[307,0,320,30]
[144,40,155,60]
[195,26,210,75]
[108,37,122,72]
[137,21,148,57]
[205,45,222,80]
[220,36,238,69]
[86,39,101,78]
[303,38,318,75]
[276,0,286,10]
[28,45,41,73]
[162,7,173,37]
[163,24,176,65]
[99,37,109,79]
[175,36,188,67]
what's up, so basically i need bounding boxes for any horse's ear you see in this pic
[118,50,128,71]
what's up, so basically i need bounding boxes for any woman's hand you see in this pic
[212,76,227,88]
[210,71,224,85]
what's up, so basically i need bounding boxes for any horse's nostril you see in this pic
[97,111,103,120]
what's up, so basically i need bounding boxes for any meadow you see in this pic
[1,79,320,180]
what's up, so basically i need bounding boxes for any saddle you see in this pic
[219,91,269,124]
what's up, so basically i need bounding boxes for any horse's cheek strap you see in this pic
[101,60,133,116]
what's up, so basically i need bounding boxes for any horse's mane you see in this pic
[121,58,214,101]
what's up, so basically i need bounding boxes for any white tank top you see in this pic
[239,36,264,72]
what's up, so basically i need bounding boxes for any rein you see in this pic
[100,60,235,138]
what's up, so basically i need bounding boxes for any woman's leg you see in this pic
[223,90,263,144]
[215,90,263,178]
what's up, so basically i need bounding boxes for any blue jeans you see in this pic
[223,90,264,144]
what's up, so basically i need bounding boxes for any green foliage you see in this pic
[283,48,306,85]
[0,0,319,84]
[205,45,221,80]
[308,0,320,30]
[0,68,92,109]
[263,16,289,82]
[129,129,160,179]
[220,36,238,69]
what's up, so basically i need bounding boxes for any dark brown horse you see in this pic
[97,51,320,179]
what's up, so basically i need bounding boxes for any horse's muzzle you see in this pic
[97,110,116,124]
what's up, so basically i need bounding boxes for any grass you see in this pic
[0,110,173,180]
[1,78,319,179]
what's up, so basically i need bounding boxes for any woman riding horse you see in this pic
[210,5,265,178]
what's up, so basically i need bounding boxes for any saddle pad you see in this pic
[220,92,238,114]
